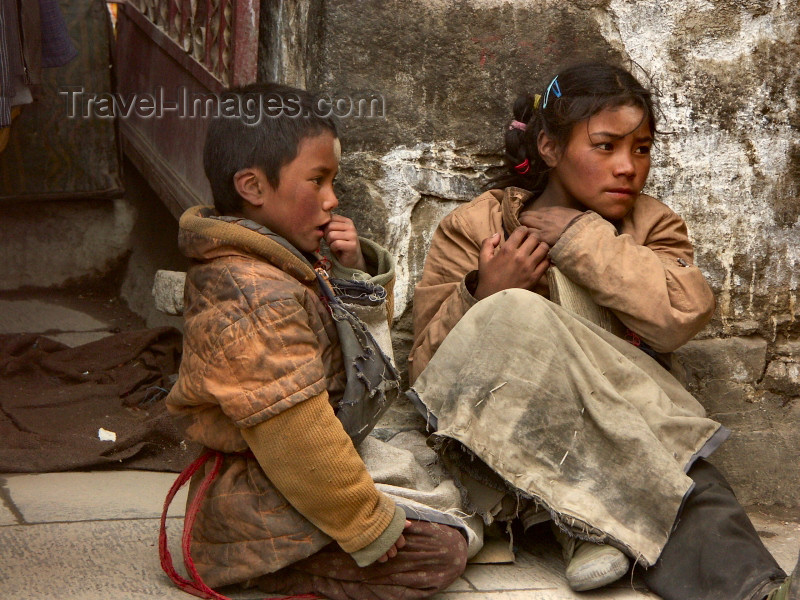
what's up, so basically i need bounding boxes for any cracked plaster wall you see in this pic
[262,0,799,504]
[0,199,137,290]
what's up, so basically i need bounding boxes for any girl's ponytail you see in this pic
[494,93,550,194]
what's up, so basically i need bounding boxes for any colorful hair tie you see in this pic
[514,158,531,175]
[533,94,542,110]
[509,120,527,132]
[542,75,562,108]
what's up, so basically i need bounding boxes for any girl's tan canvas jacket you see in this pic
[409,187,716,383]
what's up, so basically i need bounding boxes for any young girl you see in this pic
[408,62,796,599]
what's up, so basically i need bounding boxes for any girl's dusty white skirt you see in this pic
[408,288,728,567]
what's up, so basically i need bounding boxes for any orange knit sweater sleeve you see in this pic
[241,391,397,555]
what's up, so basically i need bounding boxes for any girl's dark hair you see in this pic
[203,82,338,215]
[492,61,659,194]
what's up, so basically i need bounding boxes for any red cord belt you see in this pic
[159,450,321,600]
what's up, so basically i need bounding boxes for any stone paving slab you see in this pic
[45,330,116,347]
[748,510,800,573]
[0,518,269,600]
[0,517,650,600]
[2,471,187,523]
[0,299,109,335]
[461,554,568,592]
[0,471,797,600]
[0,501,16,526]
[0,298,114,347]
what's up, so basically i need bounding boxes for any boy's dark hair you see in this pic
[493,61,659,194]
[203,82,339,215]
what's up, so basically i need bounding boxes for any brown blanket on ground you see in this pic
[0,328,198,472]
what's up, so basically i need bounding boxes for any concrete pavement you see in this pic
[0,294,798,599]
[1,468,799,599]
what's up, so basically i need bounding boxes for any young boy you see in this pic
[164,83,467,600]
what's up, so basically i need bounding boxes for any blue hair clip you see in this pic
[542,75,562,108]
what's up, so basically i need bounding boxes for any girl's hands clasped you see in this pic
[323,214,367,272]
[473,227,550,301]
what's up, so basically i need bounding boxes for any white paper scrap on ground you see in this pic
[98,428,117,442]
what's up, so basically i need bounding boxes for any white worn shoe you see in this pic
[552,524,630,591]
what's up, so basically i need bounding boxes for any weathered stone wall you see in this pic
[0,199,137,290]
[260,0,799,505]
[0,161,187,332]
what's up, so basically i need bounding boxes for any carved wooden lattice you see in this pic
[127,0,255,86]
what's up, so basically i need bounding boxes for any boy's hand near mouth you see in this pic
[323,214,367,271]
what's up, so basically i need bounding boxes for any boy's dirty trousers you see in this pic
[254,520,468,600]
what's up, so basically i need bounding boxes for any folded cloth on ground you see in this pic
[359,429,484,559]
[0,328,199,472]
